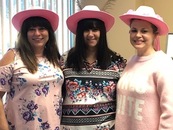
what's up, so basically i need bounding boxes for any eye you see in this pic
[92,28,99,32]
[84,29,90,32]
[141,30,148,33]
[39,27,46,31]
[28,27,35,31]
[130,29,137,33]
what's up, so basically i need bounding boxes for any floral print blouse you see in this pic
[0,49,64,130]
[60,52,126,130]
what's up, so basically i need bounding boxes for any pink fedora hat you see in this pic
[12,6,59,31]
[119,6,169,35]
[66,5,115,34]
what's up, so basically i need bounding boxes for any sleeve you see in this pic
[0,64,14,92]
[157,61,173,130]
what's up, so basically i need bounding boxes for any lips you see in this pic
[32,38,43,41]
[134,39,144,45]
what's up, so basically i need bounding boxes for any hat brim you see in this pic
[12,9,59,31]
[119,14,169,35]
[67,10,115,34]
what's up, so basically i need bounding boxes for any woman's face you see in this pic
[83,28,100,49]
[27,26,49,50]
[130,19,157,56]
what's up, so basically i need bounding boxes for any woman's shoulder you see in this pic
[0,48,17,66]
[110,50,127,69]
[111,51,127,63]
[155,51,173,68]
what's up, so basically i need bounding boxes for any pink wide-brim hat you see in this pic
[66,5,115,34]
[12,6,59,31]
[119,6,169,35]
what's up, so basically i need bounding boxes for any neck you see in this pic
[33,47,44,57]
[35,54,44,57]
[137,48,156,56]
[85,49,97,64]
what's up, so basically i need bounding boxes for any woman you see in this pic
[0,7,64,130]
[60,5,126,130]
[116,5,173,130]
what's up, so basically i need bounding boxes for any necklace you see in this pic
[83,60,98,72]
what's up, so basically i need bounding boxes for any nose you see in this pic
[34,29,41,35]
[136,31,142,37]
[88,30,94,36]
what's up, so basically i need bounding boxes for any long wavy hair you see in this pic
[16,16,61,73]
[66,18,126,71]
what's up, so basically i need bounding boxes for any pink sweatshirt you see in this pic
[116,51,173,130]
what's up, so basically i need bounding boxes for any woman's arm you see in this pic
[0,92,9,130]
[157,63,173,130]
[0,49,15,130]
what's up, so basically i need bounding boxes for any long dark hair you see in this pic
[66,18,125,71]
[16,16,60,73]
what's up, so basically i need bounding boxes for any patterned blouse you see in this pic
[60,52,126,130]
[0,49,64,130]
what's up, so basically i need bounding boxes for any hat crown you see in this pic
[66,5,115,34]
[119,5,169,35]
[12,6,59,31]
[136,6,156,15]
[82,5,100,11]
[127,6,163,21]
